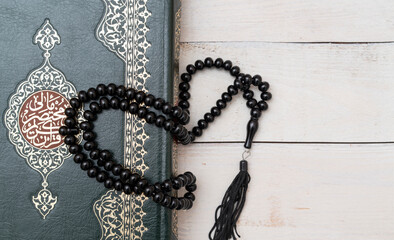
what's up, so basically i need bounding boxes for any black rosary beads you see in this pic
[60,57,271,212]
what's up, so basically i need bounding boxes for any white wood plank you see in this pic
[179,42,394,142]
[176,143,394,240]
[181,0,394,43]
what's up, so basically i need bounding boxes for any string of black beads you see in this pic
[60,57,271,210]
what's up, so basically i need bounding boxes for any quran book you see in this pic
[0,0,180,239]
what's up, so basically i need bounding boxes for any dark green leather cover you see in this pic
[0,0,180,239]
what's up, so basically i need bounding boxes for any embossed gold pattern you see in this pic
[94,0,151,239]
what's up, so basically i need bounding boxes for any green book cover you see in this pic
[0,0,180,239]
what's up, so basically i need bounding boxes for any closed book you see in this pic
[0,0,180,239]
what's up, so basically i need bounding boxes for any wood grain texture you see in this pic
[177,143,394,240]
[180,42,394,143]
[181,0,394,43]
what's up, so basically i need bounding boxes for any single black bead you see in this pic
[87,167,99,178]
[171,124,182,135]
[186,64,196,74]
[73,153,85,163]
[80,160,93,171]
[162,195,172,207]
[116,85,126,97]
[195,60,204,70]
[64,135,76,145]
[104,160,115,171]
[221,92,232,102]
[162,103,172,114]
[186,184,197,192]
[233,79,243,90]
[119,99,129,111]
[143,185,155,197]
[120,169,131,182]
[69,144,81,154]
[179,91,191,101]
[180,198,188,210]
[179,100,190,109]
[83,110,97,121]
[69,98,81,109]
[172,178,181,190]
[214,58,223,68]
[153,192,164,203]
[83,131,95,141]
[261,92,272,101]
[135,91,145,103]
[184,192,196,201]
[223,60,232,70]
[176,198,185,210]
[65,108,76,117]
[59,126,68,136]
[247,99,257,108]
[204,113,214,123]
[190,133,196,142]
[169,197,179,210]
[129,173,140,185]
[252,75,262,86]
[104,178,114,189]
[155,115,166,127]
[154,182,163,193]
[145,112,156,124]
[192,126,202,137]
[128,102,139,114]
[123,184,132,194]
[110,97,120,109]
[107,83,117,96]
[78,90,89,102]
[161,179,172,192]
[251,108,262,118]
[177,174,187,187]
[112,164,123,176]
[84,141,97,151]
[137,179,148,189]
[99,97,110,109]
[258,81,270,92]
[181,73,192,82]
[184,171,196,184]
[90,102,102,113]
[216,99,227,109]
[96,84,107,96]
[179,82,190,92]
[172,106,183,118]
[80,121,94,131]
[243,90,254,100]
[89,149,100,160]
[96,171,108,183]
[100,150,111,160]
[163,120,174,131]
[198,119,208,129]
[114,180,123,191]
[230,66,240,76]
[243,74,252,85]
[126,88,136,100]
[134,185,142,194]
[204,57,214,67]
[144,94,155,106]
[87,88,99,100]
[179,111,190,124]
[257,100,268,111]
[153,98,165,110]
[64,117,76,127]
[227,85,238,96]
[137,107,148,118]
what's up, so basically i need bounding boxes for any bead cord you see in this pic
[60,57,271,210]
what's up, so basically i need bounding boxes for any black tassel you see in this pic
[209,160,251,240]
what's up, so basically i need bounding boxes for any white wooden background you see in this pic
[176,1,394,239]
